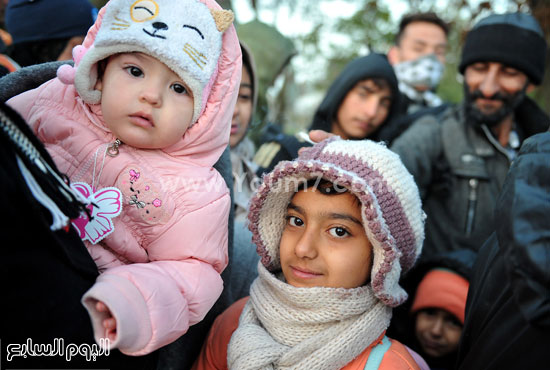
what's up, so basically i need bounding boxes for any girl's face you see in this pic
[229,64,253,148]
[415,308,463,358]
[95,52,194,149]
[279,186,373,289]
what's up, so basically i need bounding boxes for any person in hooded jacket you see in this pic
[456,128,550,369]
[6,0,240,356]
[253,52,401,176]
[386,249,477,370]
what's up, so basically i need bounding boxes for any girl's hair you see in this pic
[301,178,361,207]
[96,57,108,81]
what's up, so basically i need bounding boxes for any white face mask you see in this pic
[393,54,445,90]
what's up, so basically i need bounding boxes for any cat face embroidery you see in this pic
[95,0,233,86]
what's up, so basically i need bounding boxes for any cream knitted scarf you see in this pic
[227,263,392,370]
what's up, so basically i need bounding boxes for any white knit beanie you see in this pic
[59,0,234,125]
[248,137,425,307]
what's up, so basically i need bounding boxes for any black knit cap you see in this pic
[459,12,547,85]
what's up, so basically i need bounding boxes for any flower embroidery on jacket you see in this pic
[116,166,170,224]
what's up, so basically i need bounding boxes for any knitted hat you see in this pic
[248,137,425,307]
[64,0,234,125]
[5,0,97,45]
[411,268,469,324]
[459,12,547,85]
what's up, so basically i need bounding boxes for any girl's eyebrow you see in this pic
[288,203,362,226]
[287,203,303,214]
[327,212,362,226]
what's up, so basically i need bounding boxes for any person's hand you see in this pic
[96,301,117,342]
[309,129,335,143]
[298,130,336,155]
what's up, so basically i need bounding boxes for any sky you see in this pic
[232,0,514,38]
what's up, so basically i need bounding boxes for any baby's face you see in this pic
[95,52,194,149]
[279,186,373,289]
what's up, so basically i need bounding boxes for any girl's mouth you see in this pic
[290,266,322,279]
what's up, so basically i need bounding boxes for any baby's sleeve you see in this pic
[82,193,230,356]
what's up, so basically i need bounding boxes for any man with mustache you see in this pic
[390,12,549,259]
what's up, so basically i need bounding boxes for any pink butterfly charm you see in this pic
[129,169,140,182]
[70,182,123,244]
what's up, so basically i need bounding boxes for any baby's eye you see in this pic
[125,66,143,77]
[287,215,304,227]
[171,83,188,95]
[328,226,349,238]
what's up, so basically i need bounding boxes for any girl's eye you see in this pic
[171,83,188,95]
[329,227,349,238]
[287,215,304,227]
[125,66,143,77]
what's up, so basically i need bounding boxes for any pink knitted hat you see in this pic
[248,137,425,307]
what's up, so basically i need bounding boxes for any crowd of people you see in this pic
[0,0,548,369]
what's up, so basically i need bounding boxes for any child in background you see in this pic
[387,249,475,370]
[7,0,240,356]
[411,269,468,368]
[193,137,426,370]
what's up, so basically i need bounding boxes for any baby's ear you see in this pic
[210,9,234,33]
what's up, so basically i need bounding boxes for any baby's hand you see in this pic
[96,301,117,342]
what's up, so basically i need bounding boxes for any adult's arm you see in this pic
[498,132,550,326]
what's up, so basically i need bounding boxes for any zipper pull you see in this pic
[464,178,479,235]
[107,139,122,157]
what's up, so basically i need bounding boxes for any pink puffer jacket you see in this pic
[7,0,240,356]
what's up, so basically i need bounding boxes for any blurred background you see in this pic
[2,0,548,140]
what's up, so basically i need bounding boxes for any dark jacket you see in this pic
[386,249,477,370]
[0,100,158,369]
[456,131,550,370]
[254,53,400,176]
[390,97,549,258]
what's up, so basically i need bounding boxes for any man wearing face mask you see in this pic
[390,12,549,259]
[388,12,449,114]
[377,12,449,144]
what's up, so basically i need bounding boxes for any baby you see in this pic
[7,0,240,356]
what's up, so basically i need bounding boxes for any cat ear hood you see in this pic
[59,0,234,125]
[247,137,425,307]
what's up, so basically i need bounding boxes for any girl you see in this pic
[7,0,240,356]
[194,137,427,369]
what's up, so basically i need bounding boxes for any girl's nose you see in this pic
[294,228,318,259]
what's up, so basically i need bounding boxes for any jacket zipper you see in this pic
[107,139,122,157]
[464,178,479,235]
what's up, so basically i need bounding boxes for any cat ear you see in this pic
[210,9,234,33]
